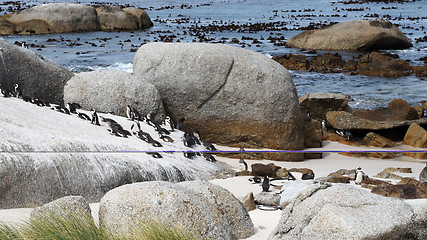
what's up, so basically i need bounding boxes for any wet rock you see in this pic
[275,168,290,179]
[355,99,419,122]
[286,19,412,51]
[99,181,255,239]
[123,7,153,29]
[272,54,309,70]
[372,183,427,199]
[299,92,351,121]
[4,3,100,34]
[242,192,256,212]
[134,43,304,161]
[362,132,396,148]
[270,184,427,239]
[413,105,425,119]
[357,52,412,77]
[383,167,412,174]
[374,171,403,180]
[412,65,427,77]
[96,6,139,31]
[308,53,345,73]
[0,38,74,104]
[63,70,165,120]
[30,196,91,220]
[402,123,427,159]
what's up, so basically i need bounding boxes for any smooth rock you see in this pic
[362,132,396,148]
[133,42,304,161]
[251,163,280,178]
[402,123,427,159]
[63,70,165,119]
[0,38,74,104]
[286,19,412,51]
[270,184,426,240]
[4,3,100,33]
[272,54,309,70]
[99,181,255,239]
[242,192,256,212]
[254,192,281,206]
[123,7,153,29]
[96,6,139,31]
[30,196,91,220]
[279,180,331,207]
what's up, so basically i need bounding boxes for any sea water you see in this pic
[1,0,426,109]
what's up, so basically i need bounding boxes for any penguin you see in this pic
[146,152,163,158]
[126,105,140,121]
[53,105,70,115]
[163,116,174,131]
[21,95,32,102]
[149,139,163,147]
[262,175,270,192]
[154,124,171,135]
[91,109,100,126]
[31,98,50,107]
[159,133,174,142]
[77,112,91,121]
[202,152,216,162]
[354,167,366,185]
[134,130,152,143]
[13,83,22,98]
[101,116,118,126]
[288,171,296,181]
[0,84,12,97]
[130,120,141,132]
[239,158,248,171]
[176,117,185,131]
[184,151,198,159]
[193,129,216,150]
[249,176,262,184]
[67,102,81,114]
[301,170,315,180]
[144,113,156,127]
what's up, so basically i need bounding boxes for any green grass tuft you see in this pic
[0,212,198,240]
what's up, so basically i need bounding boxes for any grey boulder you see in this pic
[0,38,74,104]
[133,42,304,161]
[99,181,255,240]
[287,19,412,51]
[299,92,352,121]
[63,70,165,119]
[96,6,140,31]
[30,196,91,220]
[269,184,427,240]
[4,3,100,34]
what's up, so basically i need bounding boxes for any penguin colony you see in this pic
[0,83,217,161]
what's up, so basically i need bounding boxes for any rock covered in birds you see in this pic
[63,70,165,120]
[0,38,74,104]
[133,42,304,161]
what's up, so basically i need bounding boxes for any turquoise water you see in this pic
[1,0,426,109]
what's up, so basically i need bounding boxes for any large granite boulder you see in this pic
[299,92,351,121]
[0,16,15,35]
[402,123,427,159]
[0,97,224,208]
[3,3,100,34]
[286,19,412,51]
[420,164,427,184]
[63,70,165,119]
[0,38,74,104]
[96,6,139,31]
[99,181,255,239]
[270,184,427,240]
[355,99,419,122]
[123,7,153,29]
[30,196,91,220]
[133,43,304,161]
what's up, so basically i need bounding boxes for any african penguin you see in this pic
[262,176,270,192]
[13,83,22,98]
[163,116,174,131]
[239,159,248,171]
[354,167,365,185]
[176,118,185,131]
[91,109,100,126]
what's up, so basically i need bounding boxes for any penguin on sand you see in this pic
[354,167,366,185]
[262,175,270,192]
[239,158,248,171]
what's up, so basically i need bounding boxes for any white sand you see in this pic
[0,141,425,239]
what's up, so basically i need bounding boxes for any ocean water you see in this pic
[1,0,426,109]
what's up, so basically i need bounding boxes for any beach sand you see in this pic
[0,141,425,239]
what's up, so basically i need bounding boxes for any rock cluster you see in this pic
[0,3,153,35]
[273,52,425,78]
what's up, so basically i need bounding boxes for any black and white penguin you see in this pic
[13,83,22,98]
[0,84,12,97]
[193,129,216,150]
[176,117,185,131]
[184,151,198,159]
[249,176,262,184]
[31,98,50,107]
[91,109,100,126]
[182,132,199,147]
[143,113,156,127]
[202,152,217,162]
[288,172,296,181]
[239,159,248,171]
[67,102,81,114]
[354,167,366,185]
[146,152,163,158]
[154,124,170,135]
[163,116,174,131]
[159,133,174,142]
[262,176,270,192]
[77,112,91,121]
[53,105,70,115]
[126,105,140,121]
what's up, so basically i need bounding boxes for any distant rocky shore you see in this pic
[0,3,153,35]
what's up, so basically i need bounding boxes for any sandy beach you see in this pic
[1,140,425,239]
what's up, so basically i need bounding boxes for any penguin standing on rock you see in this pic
[91,109,100,126]
[163,116,174,131]
[262,175,270,192]
[354,167,366,185]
